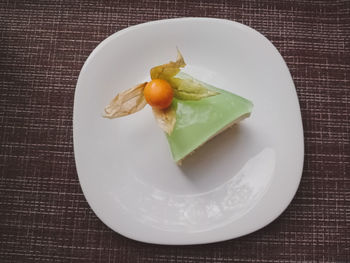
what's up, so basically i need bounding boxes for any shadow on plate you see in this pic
[179,123,258,188]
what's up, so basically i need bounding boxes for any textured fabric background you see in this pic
[1,0,349,262]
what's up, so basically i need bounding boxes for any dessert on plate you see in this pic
[104,50,253,163]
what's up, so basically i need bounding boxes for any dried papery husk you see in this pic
[150,49,218,100]
[104,82,147,118]
[152,106,176,135]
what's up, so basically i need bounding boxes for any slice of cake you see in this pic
[104,50,253,164]
[165,72,253,163]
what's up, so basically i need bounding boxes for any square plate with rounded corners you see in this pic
[74,18,304,245]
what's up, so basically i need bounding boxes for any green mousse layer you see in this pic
[166,72,253,162]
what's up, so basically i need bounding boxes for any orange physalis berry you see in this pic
[144,79,174,109]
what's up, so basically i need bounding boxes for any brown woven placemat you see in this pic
[1,0,349,262]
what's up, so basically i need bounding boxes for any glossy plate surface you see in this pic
[73,18,304,245]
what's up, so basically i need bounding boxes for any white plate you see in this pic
[73,18,304,245]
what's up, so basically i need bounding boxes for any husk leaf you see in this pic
[152,106,176,135]
[104,82,147,118]
[150,49,219,100]
[170,77,218,100]
[150,49,186,80]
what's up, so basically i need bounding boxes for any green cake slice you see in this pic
[165,72,253,163]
